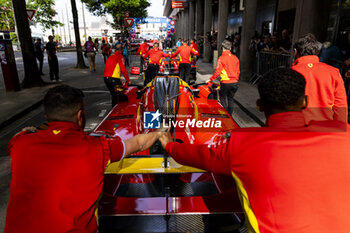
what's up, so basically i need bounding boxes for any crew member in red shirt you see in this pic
[143,42,170,86]
[136,40,150,72]
[5,85,165,233]
[291,33,348,123]
[171,39,199,84]
[160,68,350,233]
[207,40,240,115]
[190,39,200,62]
[103,44,130,107]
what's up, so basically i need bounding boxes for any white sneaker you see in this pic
[57,79,63,82]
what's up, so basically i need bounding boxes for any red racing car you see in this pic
[91,75,246,232]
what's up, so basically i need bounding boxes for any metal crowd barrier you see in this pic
[249,51,292,84]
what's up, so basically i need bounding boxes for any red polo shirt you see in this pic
[210,50,240,83]
[291,55,347,123]
[136,42,149,58]
[171,44,199,64]
[166,112,350,233]
[103,51,130,82]
[5,122,124,233]
[190,42,199,56]
[144,48,170,65]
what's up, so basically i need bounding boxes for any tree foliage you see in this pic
[0,0,62,31]
[81,0,150,30]
[26,0,63,30]
[0,0,15,30]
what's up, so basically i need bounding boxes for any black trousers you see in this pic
[123,55,129,67]
[103,53,110,64]
[48,55,59,80]
[145,64,159,86]
[104,77,123,107]
[219,82,239,115]
[179,63,191,84]
[140,56,145,72]
[36,55,43,74]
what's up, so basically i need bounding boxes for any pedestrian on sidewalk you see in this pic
[291,33,347,123]
[84,36,96,72]
[103,44,130,107]
[45,35,60,82]
[160,68,350,233]
[101,40,112,64]
[122,40,130,67]
[136,40,149,73]
[34,38,44,75]
[143,42,170,86]
[176,38,182,48]
[171,39,199,84]
[94,38,99,51]
[207,40,240,115]
[4,84,165,233]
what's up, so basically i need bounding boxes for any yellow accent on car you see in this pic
[136,104,141,125]
[179,79,191,89]
[105,157,205,174]
[95,205,99,229]
[308,63,313,68]
[52,130,61,135]
[231,171,260,233]
[220,68,230,81]
[112,63,121,78]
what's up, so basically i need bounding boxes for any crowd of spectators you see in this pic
[319,32,350,71]
[249,29,292,54]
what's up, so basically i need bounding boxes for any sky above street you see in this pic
[30,0,165,38]
[53,0,164,26]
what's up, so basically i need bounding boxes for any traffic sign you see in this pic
[170,28,175,34]
[124,12,129,18]
[170,20,175,26]
[26,9,36,21]
[124,18,134,27]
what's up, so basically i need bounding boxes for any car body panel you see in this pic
[93,76,245,232]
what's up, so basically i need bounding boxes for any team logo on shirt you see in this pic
[52,130,61,135]
[143,110,161,129]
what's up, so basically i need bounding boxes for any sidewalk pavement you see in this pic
[0,54,108,130]
[0,56,265,132]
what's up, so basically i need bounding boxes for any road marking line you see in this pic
[98,109,107,117]
[84,123,98,131]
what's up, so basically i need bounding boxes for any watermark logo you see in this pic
[143,110,162,129]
